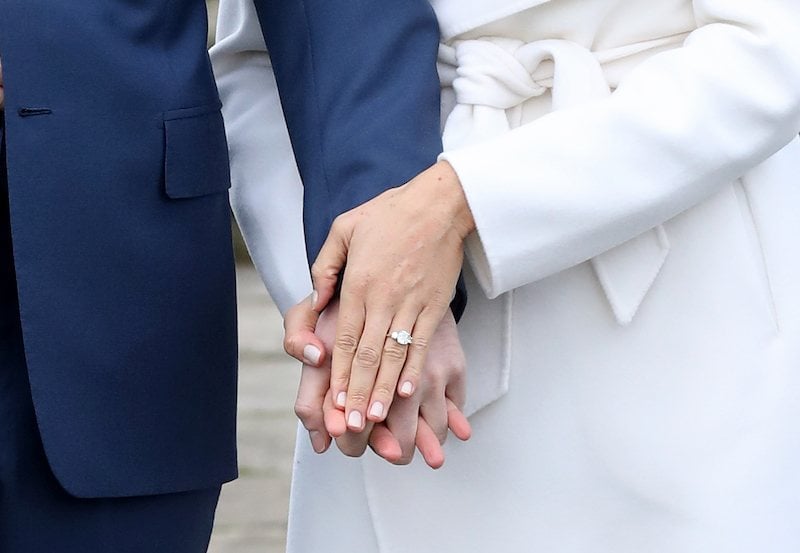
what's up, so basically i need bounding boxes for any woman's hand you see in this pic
[311,161,475,432]
[334,309,471,468]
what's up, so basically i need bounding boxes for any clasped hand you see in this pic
[285,299,470,467]
[284,161,476,466]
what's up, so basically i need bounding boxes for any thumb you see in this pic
[310,218,351,314]
[283,293,326,366]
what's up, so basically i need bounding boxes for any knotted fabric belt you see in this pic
[439,33,688,324]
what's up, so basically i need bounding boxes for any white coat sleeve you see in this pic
[210,0,312,315]
[440,0,800,299]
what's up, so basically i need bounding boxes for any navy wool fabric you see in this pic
[0,0,448,500]
[0,137,221,553]
[255,0,467,318]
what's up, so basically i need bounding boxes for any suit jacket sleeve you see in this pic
[213,0,467,318]
[440,0,800,299]
[250,0,442,260]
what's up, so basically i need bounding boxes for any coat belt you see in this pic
[440,34,686,324]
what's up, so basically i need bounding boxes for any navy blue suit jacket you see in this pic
[0,0,447,498]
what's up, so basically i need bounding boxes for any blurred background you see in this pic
[206,2,301,552]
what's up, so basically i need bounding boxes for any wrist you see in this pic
[421,161,476,238]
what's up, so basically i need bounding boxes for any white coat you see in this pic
[211,0,800,551]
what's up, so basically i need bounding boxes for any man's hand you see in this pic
[310,161,475,433]
[284,295,331,454]
[284,297,471,468]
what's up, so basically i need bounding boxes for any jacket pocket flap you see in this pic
[163,103,231,199]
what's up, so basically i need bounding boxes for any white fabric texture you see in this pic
[210,0,311,315]
[441,35,677,327]
[213,0,800,551]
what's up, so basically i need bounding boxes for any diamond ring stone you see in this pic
[388,330,413,346]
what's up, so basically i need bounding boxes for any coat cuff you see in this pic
[439,149,511,300]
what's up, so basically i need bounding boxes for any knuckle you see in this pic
[310,262,325,282]
[293,401,317,423]
[447,358,467,379]
[311,261,340,283]
[410,336,430,353]
[372,382,396,400]
[332,374,350,389]
[355,346,381,369]
[331,215,347,233]
[382,342,406,361]
[403,364,421,379]
[347,275,369,295]
[425,372,445,390]
[429,288,449,307]
[283,334,299,355]
[334,332,359,355]
[347,389,371,405]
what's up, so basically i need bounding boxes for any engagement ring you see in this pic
[387,330,413,345]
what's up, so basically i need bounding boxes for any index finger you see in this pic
[294,362,332,454]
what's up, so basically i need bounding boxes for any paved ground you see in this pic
[207,0,219,46]
[208,264,300,553]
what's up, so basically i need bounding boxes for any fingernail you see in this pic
[336,391,347,408]
[369,402,384,419]
[302,344,321,365]
[400,381,414,396]
[347,410,363,430]
[309,431,326,454]
[311,290,318,310]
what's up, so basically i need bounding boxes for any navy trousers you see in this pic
[0,124,221,552]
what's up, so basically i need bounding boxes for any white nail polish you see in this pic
[303,344,321,365]
[336,391,347,407]
[311,290,318,310]
[347,411,363,429]
[369,402,384,419]
[400,381,414,396]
